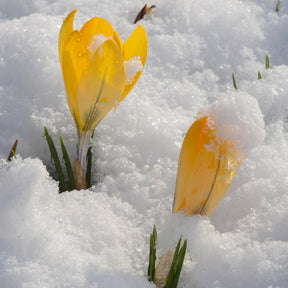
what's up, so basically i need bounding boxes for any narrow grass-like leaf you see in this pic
[148,225,157,282]
[232,72,238,90]
[258,70,262,80]
[86,146,92,188]
[164,238,187,288]
[85,129,95,188]
[91,129,95,139]
[60,136,75,191]
[44,127,66,192]
[276,0,281,12]
[7,140,18,161]
[266,53,270,69]
[165,238,181,287]
[170,240,187,288]
[148,235,155,281]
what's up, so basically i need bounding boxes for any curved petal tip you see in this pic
[59,9,78,66]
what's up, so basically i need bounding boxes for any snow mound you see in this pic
[200,91,265,157]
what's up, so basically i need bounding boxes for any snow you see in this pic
[0,0,288,287]
[125,56,143,84]
[199,91,265,158]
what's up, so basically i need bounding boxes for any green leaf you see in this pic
[232,72,238,90]
[91,128,95,139]
[85,129,96,188]
[7,140,18,161]
[258,70,262,80]
[171,240,187,288]
[164,238,187,288]
[148,225,157,282]
[60,136,75,191]
[86,146,93,188]
[266,53,270,69]
[275,0,281,12]
[44,127,67,192]
[164,238,181,287]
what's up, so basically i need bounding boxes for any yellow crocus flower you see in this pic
[58,10,148,189]
[173,116,244,216]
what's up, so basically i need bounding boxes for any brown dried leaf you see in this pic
[133,4,156,24]
[154,251,174,288]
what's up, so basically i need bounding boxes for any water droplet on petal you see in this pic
[77,37,81,42]
[78,52,83,57]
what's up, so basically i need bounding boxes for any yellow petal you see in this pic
[173,117,242,216]
[77,39,125,134]
[58,9,77,68]
[62,30,89,130]
[121,24,148,101]
[113,29,124,51]
[173,117,209,214]
[80,17,121,56]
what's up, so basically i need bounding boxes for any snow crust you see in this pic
[1,0,288,287]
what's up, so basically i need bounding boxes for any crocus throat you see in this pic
[88,34,112,56]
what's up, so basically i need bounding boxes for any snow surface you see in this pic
[199,92,265,159]
[1,0,288,287]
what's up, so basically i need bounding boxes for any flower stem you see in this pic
[78,132,90,173]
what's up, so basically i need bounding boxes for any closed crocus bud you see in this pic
[173,116,242,216]
[173,92,265,216]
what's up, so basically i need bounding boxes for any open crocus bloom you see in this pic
[173,116,244,216]
[58,10,148,188]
